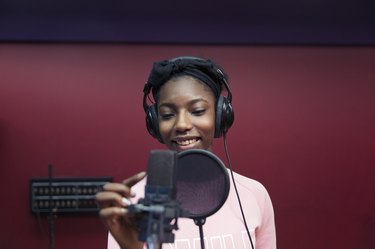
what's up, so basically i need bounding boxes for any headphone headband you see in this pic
[145,56,231,103]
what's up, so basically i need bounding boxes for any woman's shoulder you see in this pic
[229,170,271,199]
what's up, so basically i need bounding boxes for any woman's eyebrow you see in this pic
[158,98,209,108]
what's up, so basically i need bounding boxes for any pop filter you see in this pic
[176,149,230,220]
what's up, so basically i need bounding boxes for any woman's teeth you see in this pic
[176,138,198,146]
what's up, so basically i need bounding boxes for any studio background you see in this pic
[1,1,375,249]
[1,43,374,249]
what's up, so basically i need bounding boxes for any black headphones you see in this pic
[143,56,234,143]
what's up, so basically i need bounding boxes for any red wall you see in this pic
[0,44,374,249]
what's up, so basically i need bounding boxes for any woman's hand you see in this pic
[96,171,146,249]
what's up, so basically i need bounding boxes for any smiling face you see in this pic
[156,75,216,151]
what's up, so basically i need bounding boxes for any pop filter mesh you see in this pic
[176,149,230,219]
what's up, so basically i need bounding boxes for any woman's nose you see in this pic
[175,112,192,132]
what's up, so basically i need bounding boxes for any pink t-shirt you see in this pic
[108,170,276,249]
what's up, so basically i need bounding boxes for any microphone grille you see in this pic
[147,150,177,187]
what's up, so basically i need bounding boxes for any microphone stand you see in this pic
[48,164,55,249]
[194,218,206,249]
[129,202,181,249]
[146,234,162,249]
[145,205,164,249]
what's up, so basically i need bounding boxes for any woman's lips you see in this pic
[173,138,199,146]
[172,137,201,150]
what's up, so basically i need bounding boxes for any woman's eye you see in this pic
[160,113,174,120]
[192,109,205,116]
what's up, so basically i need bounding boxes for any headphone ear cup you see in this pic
[215,96,234,138]
[146,104,164,143]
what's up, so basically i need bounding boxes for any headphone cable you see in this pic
[223,133,255,249]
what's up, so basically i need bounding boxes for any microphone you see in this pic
[128,150,185,249]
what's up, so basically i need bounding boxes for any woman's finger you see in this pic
[122,171,146,189]
[95,191,127,208]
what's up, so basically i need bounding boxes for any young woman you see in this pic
[96,56,277,249]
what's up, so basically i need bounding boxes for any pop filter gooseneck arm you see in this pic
[194,218,206,249]
[223,133,255,249]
